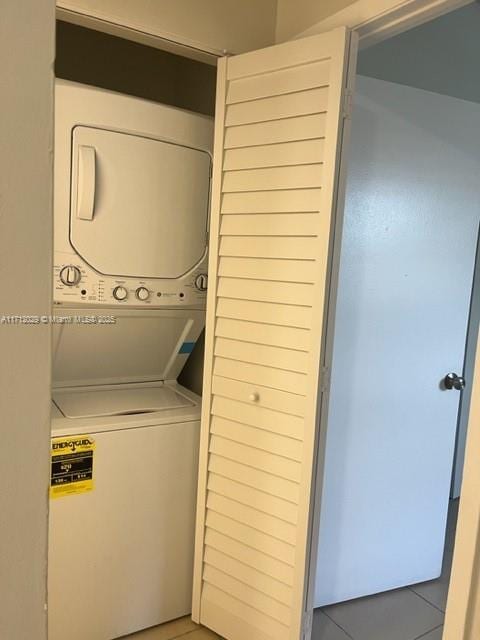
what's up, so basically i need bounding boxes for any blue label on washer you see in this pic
[179,342,195,354]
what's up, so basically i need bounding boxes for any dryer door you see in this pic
[70,126,211,279]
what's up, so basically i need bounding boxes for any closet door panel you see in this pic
[193,27,356,640]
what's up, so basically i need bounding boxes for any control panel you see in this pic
[54,252,208,308]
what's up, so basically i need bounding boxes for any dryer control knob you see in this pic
[195,274,208,291]
[113,286,128,301]
[136,287,150,301]
[60,265,81,286]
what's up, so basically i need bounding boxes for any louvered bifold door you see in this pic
[193,27,355,640]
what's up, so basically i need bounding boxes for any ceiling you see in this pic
[357,2,480,104]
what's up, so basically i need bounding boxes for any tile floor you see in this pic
[123,500,459,640]
[313,499,458,640]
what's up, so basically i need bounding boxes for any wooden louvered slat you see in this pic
[221,189,321,213]
[212,375,306,417]
[213,358,308,394]
[211,396,304,440]
[218,256,316,283]
[205,529,295,586]
[222,166,323,193]
[226,60,330,105]
[207,493,296,546]
[203,565,291,626]
[215,318,310,352]
[194,27,355,640]
[209,436,301,483]
[208,456,300,505]
[226,30,340,79]
[208,473,299,524]
[216,298,312,328]
[224,113,327,149]
[204,547,292,605]
[217,277,312,307]
[225,88,328,127]
[211,417,303,462]
[202,585,290,640]
[206,511,295,565]
[219,236,318,260]
[223,140,325,171]
[220,213,319,236]
[212,396,303,440]
[214,337,308,373]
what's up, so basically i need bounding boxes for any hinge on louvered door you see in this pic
[342,88,354,119]
[320,365,331,394]
[302,610,313,639]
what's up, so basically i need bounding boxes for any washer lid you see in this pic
[70,125,211,280]
[53,385,194,419]
[52,308,205,387]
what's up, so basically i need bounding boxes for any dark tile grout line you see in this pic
[412,623,444,639]
[172,627,203,639]
[172,624,225,640]
[320,608,356,640]
[406,585,447,615]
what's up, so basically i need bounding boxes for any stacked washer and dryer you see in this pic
[49,81,213,640]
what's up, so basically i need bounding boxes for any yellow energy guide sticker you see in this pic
[50,436,95,499]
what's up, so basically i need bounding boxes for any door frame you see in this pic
[287,0,473,49]
[304,0,479,638]
[47,2,480,639]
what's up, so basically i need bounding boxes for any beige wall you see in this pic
[57,0,278,55]
[275,0,356,41]
[0,1,54,639]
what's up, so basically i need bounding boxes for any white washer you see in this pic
[49,382,201,640]
[49,309,205,640]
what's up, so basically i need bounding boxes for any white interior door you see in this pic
[315,75,480,606]
[193,27,357,640]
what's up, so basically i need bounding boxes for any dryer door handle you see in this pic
[77,145,96,221]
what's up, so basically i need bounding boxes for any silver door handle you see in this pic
[444,373,466,391]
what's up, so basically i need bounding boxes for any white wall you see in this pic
[0,2,54,639]
[57,0,278,56]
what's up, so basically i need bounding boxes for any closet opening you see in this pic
[49,21,216,640]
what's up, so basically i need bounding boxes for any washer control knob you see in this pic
[59,265,81,286]
[136,286,150,301]
[113,286,128,301]
[195,274,208,291]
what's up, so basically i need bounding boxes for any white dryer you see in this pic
[53,80,212,308]
[49,81,213,640]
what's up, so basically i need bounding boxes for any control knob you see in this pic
[136,287,150,301]
[195,274,208,291]
[113,286,128,301]
[59,265,81,286]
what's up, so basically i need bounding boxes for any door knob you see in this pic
[444,373,466,391]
